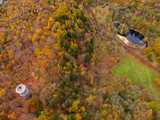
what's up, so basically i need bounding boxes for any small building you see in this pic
[16,84,31,99]
[0,0,4,5]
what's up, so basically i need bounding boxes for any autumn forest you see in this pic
[0,0,160,120]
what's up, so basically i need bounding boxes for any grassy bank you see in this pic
[112,56,160,99]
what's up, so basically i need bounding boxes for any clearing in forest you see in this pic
[112,56,160,99]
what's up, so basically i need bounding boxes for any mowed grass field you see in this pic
[112,56,160,99]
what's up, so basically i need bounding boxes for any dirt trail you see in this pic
[117,39,160,75]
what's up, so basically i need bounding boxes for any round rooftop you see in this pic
[16,84,27,94]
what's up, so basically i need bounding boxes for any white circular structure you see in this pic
[0,0,4,5]
[16,84,30,98]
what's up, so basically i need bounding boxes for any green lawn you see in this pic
[112,56,159,99]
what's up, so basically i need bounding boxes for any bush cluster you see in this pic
[48,1,94,119]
